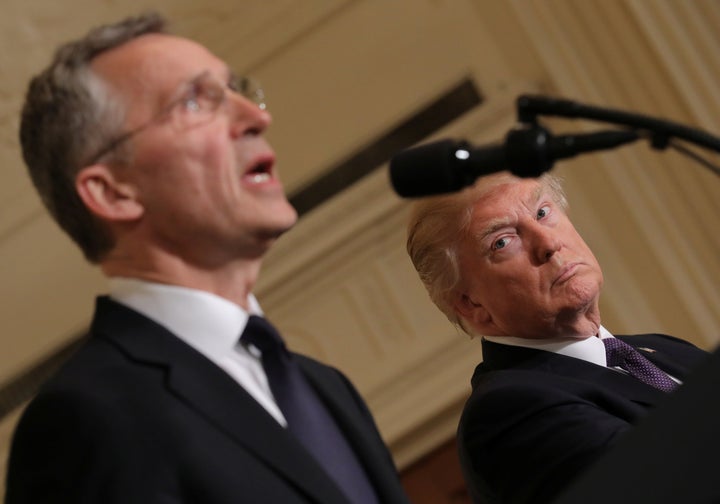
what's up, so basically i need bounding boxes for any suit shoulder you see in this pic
[618,332,687,343]
[295,353,356,393]
[618,333,707,352]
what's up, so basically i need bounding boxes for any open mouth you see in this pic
[244,158,274,184]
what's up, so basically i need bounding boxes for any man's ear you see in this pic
[75,164,144,222]
[453,292,495,333]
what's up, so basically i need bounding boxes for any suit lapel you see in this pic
[91,297,350,504]
[548,352,667,404]
[479,339,666,406]
[164,359,350,504]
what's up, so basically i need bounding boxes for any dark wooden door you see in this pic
[400,437,471,504]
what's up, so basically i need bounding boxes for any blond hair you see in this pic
[406,173,568,334]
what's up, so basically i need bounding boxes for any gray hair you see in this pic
[19,12,167,263]
[406,172,568,334]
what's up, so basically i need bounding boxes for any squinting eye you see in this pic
[492,237,509,251]
[179,79,224,114]
[537,205,550,219]
[183,97,201,112]
[179,84,203,113]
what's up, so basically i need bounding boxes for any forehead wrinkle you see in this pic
[475,180,545,240]
[477,216,513,242]
[531,181,544,205]
[130,34,229,100]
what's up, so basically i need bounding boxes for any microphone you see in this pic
[389,125,639,197]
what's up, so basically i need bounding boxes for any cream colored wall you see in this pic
[1,0,718,495]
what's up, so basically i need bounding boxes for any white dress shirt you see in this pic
[484,326,680,383]
[109,277,287,426]
[484,326,615,367]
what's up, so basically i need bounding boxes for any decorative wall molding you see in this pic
[508,0,720,345]
[1,1,718,489]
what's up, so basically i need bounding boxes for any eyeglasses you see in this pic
[85,71,266,165]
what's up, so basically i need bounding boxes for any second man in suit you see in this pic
[405,171,709,504]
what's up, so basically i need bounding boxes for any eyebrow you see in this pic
[166,71,207,99]
[477,217,513,242]
[476,182,546,241]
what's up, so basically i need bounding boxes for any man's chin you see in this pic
[259,218,297,242]
[557,277,601,307]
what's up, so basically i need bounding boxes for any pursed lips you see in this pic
[552,261,582,286]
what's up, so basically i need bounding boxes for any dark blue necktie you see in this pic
[603,338,678,392]
[241,315,379,504]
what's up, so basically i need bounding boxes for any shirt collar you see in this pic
[483,326,615,367]
[108,277,262,361]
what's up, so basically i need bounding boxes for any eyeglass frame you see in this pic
[84,71,266,166]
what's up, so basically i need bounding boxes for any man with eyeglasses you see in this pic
[6,12,410,504]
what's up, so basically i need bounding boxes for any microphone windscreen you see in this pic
[389,140,465,198]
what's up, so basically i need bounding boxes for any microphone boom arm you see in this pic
[389,95,720,199]
[517,94,720,153]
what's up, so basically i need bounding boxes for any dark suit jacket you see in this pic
[553,342,720,504]
[6,297,410,504]
[457,334,709,504]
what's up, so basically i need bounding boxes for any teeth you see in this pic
[248,172,271,184]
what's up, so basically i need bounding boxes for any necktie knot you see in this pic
[241,315,287,355]
[602,337,677,392]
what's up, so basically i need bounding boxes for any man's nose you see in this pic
[227,92,272,137]
[532,227,561,263]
